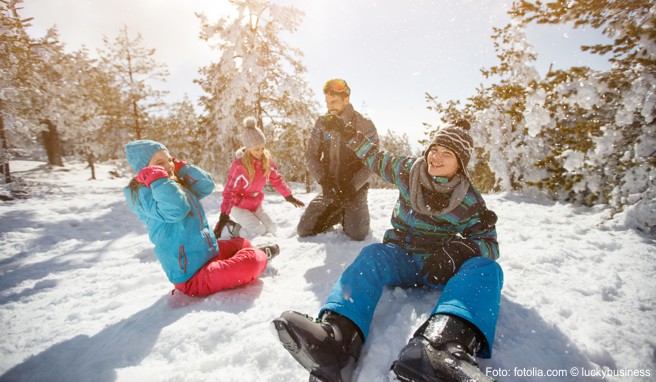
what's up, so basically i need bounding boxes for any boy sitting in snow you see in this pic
[272,119,502,382]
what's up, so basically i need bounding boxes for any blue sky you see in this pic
[22,0,610,149]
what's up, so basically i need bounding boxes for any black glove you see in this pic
[213,213,231,238]
[479,208,498,230]
[322,114,357,141]
[463,207,499,236]
[285,195,305,208]
[420,238,481,286]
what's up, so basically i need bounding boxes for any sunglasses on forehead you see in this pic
[323,79,351,96]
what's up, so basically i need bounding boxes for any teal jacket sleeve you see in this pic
[176,164,215,199]
[346,132,415,190]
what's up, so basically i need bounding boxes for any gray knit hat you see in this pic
[241,117,266,148]
[426,119,474,170]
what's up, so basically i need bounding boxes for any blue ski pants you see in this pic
[321,243,503,358]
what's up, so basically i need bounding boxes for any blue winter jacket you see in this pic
[124,164,219,284]
[349,135,499,260]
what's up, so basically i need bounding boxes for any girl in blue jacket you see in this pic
[273,120,502,382]
[124,140,277,297]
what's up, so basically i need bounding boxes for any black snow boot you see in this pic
[272,310,363,382]
[257,243,280,260]
[391,314,493,382]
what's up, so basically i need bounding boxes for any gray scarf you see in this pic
[408,157,470,215]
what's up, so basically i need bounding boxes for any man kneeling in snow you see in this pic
[273,119,502,382]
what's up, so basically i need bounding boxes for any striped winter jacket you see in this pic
[124,164,219,284]
[349,136,499,260]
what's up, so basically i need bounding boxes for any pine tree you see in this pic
[1,2,117,182]
[98,25,169,141]
[57,47,126,178]
[0,0,37,183]
[474,22,550,192]
[525,66,609,205]
[195,0,318,180]
[511,0,656,232]
[28,27,77,167]
[20,25,125,179]
[87,62,129,164]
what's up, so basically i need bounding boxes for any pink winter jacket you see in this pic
[221,151,292,214]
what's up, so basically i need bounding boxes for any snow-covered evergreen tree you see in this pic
[473,22,549,192]
[512,0,655,232]
[27,28,94,167]
[424,1,654,233]
[1,3,118,181]
[76,52,126,168]
[18,26,126,179]
[0,0,38,183]
[526,66,609,204]
[195,0,318,179]
[97,25,169,141]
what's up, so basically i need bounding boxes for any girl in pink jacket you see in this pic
[214,117,305,238]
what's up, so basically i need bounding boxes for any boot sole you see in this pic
[273,315,353,382]
[272,317,320,373]
[391,361,435,382]
[392,354,495,382]
[309,371,330,382]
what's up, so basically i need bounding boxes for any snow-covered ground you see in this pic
[1,160,654,382]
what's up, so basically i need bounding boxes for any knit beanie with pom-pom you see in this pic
[241,117,266,148]
[425,119,474,170]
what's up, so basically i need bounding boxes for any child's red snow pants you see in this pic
[174,238,267,297]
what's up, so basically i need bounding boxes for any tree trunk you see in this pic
[126,46,142,140]
[0,100,11,183]
[87,152,96,180]
[41,119,64,166]
[132,99,141,139]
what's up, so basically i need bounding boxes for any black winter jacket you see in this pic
[306,104,379,194]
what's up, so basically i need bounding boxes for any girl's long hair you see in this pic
[242,148,272,181]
